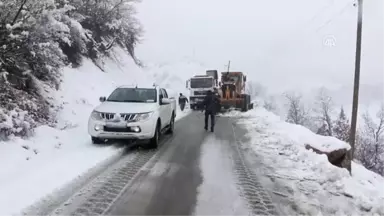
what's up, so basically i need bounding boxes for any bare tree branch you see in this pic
[284,91,308,126]
[314,87,334,136]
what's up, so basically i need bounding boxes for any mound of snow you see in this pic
[230,107,384,215]
[0,48,194,215]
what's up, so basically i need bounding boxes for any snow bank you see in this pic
[0,48,195,215]
[226,108,350,152]
[230,107,384,215]
[0,126,123,215]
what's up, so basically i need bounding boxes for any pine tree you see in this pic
[333,107,350,142]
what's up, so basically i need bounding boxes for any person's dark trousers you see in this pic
[204,111,215,132]
[180,103,185,111]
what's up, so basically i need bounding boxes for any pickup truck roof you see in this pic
[116,85,163,90]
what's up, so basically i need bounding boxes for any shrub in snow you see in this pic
[0,82,54,139]
[0,0,142,139]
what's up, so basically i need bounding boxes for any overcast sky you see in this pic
[135,0,383,94]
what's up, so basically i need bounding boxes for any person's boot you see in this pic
[204,126,208,131]
[211,127,214,132]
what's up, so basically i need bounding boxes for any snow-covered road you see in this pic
[5,107,384,216]
[21,112,280,216]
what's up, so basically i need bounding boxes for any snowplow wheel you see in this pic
[246,94,252,110]
[241,94,249,112]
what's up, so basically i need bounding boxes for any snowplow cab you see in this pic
[219,72,253,112]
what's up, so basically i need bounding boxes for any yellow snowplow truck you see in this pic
[219,71,253,112]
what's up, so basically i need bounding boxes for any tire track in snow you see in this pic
[230,122,280,216]
[21,144,129,216]
[47,134,176,216]
[68,150,157,216]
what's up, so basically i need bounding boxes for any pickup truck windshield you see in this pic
[107,88,157,103]
[190,78,212,88]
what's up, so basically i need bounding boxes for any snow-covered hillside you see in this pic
[0,48,197,215]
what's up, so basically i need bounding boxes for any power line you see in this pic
[260,0,355,67]
[315,0,355,33]
[262,0,349,61]
[301,0,336,32]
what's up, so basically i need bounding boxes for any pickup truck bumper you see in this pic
[88,118,156,140]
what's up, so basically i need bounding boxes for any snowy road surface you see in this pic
[27,112,279,216]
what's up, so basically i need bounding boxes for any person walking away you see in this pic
[178,93,189,111]
[203,90,220,132]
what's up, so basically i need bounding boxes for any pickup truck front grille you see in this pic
[98,112,137,121]
[100,112,115,120]
[120,113,137,121]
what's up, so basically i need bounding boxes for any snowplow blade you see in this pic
[220,94,252,112]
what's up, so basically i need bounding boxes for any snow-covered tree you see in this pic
[0,0,73,136]
[66,0,142,63]
[333,107,350,142]
[0,0,142,139]
[314,87,334,136]
[284,92,308,126]
[356,105,384,176]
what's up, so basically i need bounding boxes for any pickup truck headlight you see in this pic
[91,111,103,120]
[135,112,154,121]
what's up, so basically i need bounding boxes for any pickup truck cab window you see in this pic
[107,88,157,103]
[159,88,164,103]
[160,88,168,98]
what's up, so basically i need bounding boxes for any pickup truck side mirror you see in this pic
[99,96,106,102]
[160,98,171,105]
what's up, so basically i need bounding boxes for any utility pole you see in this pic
[348,0,364,174]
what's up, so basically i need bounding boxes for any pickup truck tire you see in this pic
[166,113,175,134]
[91,137,104,144]
[149,122,160,149]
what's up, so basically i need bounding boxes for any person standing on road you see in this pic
[178,93,189,111]
[202,90,220,132]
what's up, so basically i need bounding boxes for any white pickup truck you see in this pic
[88,85,176,148]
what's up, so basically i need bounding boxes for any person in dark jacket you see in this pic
[178,93,189,111]
[202,90,220,132]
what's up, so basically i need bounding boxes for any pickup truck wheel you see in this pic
[166,114,175,134]
[91,137,104,144]
[149,124,160,149]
